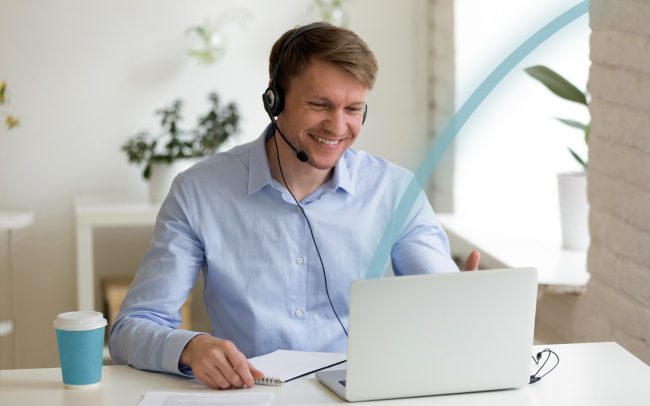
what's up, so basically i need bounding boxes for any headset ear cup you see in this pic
[362,104,368,125]
[263,87,284,117]
[272,88,283,116]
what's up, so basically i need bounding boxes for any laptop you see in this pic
[316,268,538,402]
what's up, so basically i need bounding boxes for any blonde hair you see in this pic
[268,22,378,94]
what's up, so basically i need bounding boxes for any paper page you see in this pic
[138,391,274,406]
[249,350,346,382]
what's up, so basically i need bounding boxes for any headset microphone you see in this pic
[296,149,309,163]
[273,121,309,163]
[262,22,350,338]
[262,22,368,165]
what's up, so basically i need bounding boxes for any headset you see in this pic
[262,23,368,337]
[529,348,560,384]
[262,22,367,163]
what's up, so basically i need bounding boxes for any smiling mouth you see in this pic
[310,134,341,145]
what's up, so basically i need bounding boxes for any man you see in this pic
[109,22,479,390]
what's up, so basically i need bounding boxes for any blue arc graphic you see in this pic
[364,1,589,279]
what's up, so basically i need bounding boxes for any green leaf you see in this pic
[525,65,588,106]
[0,80,6,104]
[568,147,587,170]
[585,123,590,144]
[5,115,19,129]
[556,118,587,130]
[123,90,241,181]
[187,25,212,43]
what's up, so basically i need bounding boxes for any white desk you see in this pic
[1,342,649,405]
[74,196,159,310]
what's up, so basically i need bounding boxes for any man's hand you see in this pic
[180,334,264,389]
[462,250,480,271]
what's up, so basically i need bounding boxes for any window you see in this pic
[452,0,590,245]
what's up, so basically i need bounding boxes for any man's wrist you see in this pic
[179,333,210,367]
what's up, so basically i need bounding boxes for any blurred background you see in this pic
[1,0,648,369]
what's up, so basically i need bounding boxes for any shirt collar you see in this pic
[247,124,355,197]
[247,125,275,195]
[331,150,355,197]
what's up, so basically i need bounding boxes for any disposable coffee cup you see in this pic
[53,311,107,389]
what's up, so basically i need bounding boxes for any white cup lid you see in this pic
[53,311,107,331]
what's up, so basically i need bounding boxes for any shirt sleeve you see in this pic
[108,174,206,376]
[391,184,460,276]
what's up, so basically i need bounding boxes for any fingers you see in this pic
[195,361,231,389]
[213,345,246,388]
[462,250,480,271]
[226,351,256,388]
[187,337,260,389]
[247,360,265,379]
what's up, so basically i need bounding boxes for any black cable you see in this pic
[271,128,349,338]
[529,348,559,384]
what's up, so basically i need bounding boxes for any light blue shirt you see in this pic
[109,125,459,376]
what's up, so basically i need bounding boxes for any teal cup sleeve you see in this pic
[55,326,105,386]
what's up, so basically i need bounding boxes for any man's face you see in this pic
[277,58,368,170]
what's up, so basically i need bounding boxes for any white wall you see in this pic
[454,0,590,244]
[535,0,650,365]
[0,0,430,368]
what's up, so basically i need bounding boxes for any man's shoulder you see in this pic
[344,148,414,181]
[182,139,254,179]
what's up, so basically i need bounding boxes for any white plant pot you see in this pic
[148,159,200,204]
[558,171,590,250]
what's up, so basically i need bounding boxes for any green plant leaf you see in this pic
[186,25,212,43]
[568,147,587,170]
[123,91,240,181]
[525,65,588,106]
[556,118,587,130]
[0,81,6,105]
[585,123,590,144]
[5,115,19,129]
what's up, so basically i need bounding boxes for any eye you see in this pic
[308,102,328,110]
[346,106,364,114]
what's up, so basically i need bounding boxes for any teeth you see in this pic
[313,135,340,145]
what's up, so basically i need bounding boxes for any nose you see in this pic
[324,108,346,135]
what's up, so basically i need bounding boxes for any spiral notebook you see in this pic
[249,350,346,386]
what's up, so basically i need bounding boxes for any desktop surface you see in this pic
[1,343,649,406]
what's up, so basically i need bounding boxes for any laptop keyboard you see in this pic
[339,380,347,387]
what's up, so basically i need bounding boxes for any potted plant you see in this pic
[525,65,589,250]
[0,81,20,130]
[312,0,349,27]
[185,10,250,65]
[122,92,241,203]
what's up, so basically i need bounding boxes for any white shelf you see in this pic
[438,214,590,290]
[0,209,34,231]
[74,196,159,227]
[74,196,160,310]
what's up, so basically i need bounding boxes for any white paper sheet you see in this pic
[138,391,274,406]
[249,350,346,382]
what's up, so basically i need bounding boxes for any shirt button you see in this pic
[294,308,304,318]
[296,256,304,265]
